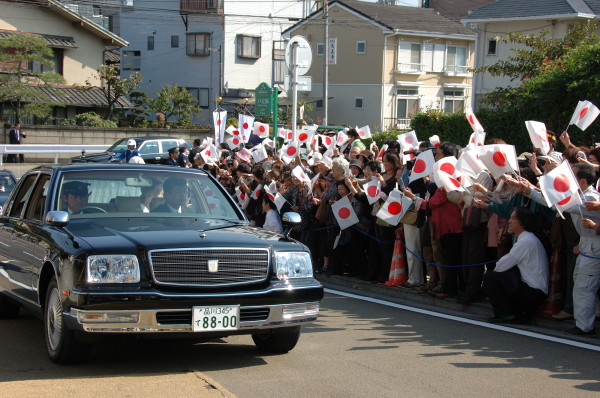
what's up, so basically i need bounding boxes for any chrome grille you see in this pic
[149,248,270,286]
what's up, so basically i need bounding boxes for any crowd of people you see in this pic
[139,126,600,336]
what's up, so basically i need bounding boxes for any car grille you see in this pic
[149,248,270,286]
[156,308,270,325]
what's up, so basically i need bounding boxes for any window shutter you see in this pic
[432,44,445,72]
[423,43,433,72]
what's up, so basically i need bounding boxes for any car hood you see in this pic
[65,219,300,253]
[69,152,112,162]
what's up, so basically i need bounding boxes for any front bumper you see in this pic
[66,302,320,333]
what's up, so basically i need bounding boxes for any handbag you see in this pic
[461,205,482,231]
[399,209,418,226]
[315,199,330,224]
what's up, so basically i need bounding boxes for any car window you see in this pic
[139,141,159,155]
[25,174,51,221]
[8,174,37,218]
[0,174,16,193]
[107,138,129,153]
[160,140,179,153]
[56,169,241,220]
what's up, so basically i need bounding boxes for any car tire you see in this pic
[0,294,20,319]
[44,277,91,364]
[252,326,301,354]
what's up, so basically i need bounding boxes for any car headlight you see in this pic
[87,255,140,283]
[275,252,313,279]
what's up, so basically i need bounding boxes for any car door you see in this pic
[0,173,38,302]
[159,140,180,163]
[137,140,161,163]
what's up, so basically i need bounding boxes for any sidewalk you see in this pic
[316,273,600,346]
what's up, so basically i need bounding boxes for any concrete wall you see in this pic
[0,124,211,163]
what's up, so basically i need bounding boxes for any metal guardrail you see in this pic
[0,144,112,165]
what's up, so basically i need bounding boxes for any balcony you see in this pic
[384,118,411,130]
[396,63,425,75]
[443,65,471,77]
[180,0,221,13]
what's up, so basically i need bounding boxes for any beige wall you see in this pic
[1,4,106,85]
[0,124,211,162]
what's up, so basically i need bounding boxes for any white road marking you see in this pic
[325,288,600,352]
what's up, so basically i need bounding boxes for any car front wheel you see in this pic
[44,277,91,364]
[252,326,301,353]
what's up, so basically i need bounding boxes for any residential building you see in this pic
[426,0,495,22]
[462,0,600,108]
[0,0,129,123]
[284,0,476,129]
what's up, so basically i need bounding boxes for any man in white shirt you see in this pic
[483,207,549,324]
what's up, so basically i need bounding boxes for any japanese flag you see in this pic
[277,127,287,140]
[200,145,218,164]
[251,183,263,200]
[569,100,600,131]
[336,130,349,147]
[376,189,405,226]
[226,124,241,137]
[409,149,435,183]
[273,192,287,212]
[466,131,486,150]
[357,125,372,139]
[238,114,255,143]
[398,130,419,163]
[212,110,227,144]
[297,129,314,147]
[455,171,472,189]
[281,142,300,163]
[320,134,335,148]
[332,195,359,230]
[253,121,270,138]
[226,136,242,149]
[478,144,518,178]
[433,156,458,180]
[292,165,311,184]
[264,181,278,201]
[539,161,582,217]
[235,187,250,210]
[377,144,388,160]
[434,168,465,193]
[525,120,550,155]
[456,149,487,178]
[251,144,268,163]
[262,138,275,148]
[299,105,305,120]
[466,107,484,133]
[364,178,382,204]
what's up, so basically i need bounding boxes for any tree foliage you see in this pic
[0,34,65,122]
[90,65,142,120]
[146,84,201,128]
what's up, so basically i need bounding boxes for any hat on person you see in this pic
[128,156,145,164]
[349,159,363,172]
[62,181,90,196]
[127,139,136,146]
[359,149,375,160]
[517,152,532,161]
[167,147,178,155]
[539,155,559,164]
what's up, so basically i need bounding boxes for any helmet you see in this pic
[127,139,136,146]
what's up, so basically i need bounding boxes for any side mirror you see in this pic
[281,212,301,239]
[46,210,69,226]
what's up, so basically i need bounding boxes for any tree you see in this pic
[128,89,150,127]
[147,84,201,128]
[0,34,65,122]
[90,65,142,120]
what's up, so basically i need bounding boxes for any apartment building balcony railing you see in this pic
[180,0,222,13]
[384,118,411,130]
[443,65,470,76]
[396,63,425,74]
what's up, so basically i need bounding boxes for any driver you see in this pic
[152,178,190,213]
[61,181,90,214]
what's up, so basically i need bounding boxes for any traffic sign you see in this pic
[285,75,312,92]
[285,36,312,76]
[255,82,272,117]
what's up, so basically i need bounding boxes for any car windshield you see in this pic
[0,173,16,193]
[106,139,131,153]
[55,168,242,221]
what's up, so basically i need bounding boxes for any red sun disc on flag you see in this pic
[325,137,332,146]
[470,137,475,143]
[553,174,570,193]
[450,177,461,188]
[233,138,240,145]
[358,130,365,137]
[388,201,402,215]
[205,189,213,196]
[259,125,266,133]
[580,107,589,119]
[233,130,240,136]
[492,151,507,167]
[255,189,262,197]
[240,192,245,201]
[206,150,212,157]
[557,196,571,206]
[301,172,307,180]
[338,207,351,219]
[268,193,275,201]
[287,132,293,140]
[405,136,414,144]
[209,203,216,209]
[337,136,345,144]
[440,163,455,175]
[468,115,475,126]
[299,133,308,141]
[413,159,426,174]
[287,146,297,156]
[243,122,249,129]
[367,185,380,197]
[216,119,221,126]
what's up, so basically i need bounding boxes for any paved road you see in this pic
[1,290,599,398]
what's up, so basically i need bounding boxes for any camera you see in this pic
[404,147,436,158]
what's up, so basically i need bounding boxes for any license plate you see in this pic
[192,305,240,332]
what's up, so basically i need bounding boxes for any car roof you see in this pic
[27,163,209,175]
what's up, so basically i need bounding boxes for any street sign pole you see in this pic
[272,86,278,138]
[291,41,298,142]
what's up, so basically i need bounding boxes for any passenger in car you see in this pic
[152,178,190,213]
[61,181,90,215]
[140,179,163,213]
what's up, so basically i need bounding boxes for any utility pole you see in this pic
[322,0,329,125]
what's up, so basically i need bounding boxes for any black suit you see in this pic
[152,203,191,213]
[8,128,25,163]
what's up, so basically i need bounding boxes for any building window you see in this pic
[186,33,210,56]
[237,35,261,59]
[443,90,464,113]
[446,45,467,73]
[28,48,63,75]
[187,87,210,108]
[171,35,179,48]
[487,39,497,56]
[397,98,419,119]
[356,41,366,54]
[122,50,141,71]
[92,5,102,17]
[397,89,418,96]
[147,36,154,51]
[354,97,364,109]
[316,42,324,56]
[398,41,423,72]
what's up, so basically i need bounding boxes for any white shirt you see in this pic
[495,231,549,294]
[263,209,283,234]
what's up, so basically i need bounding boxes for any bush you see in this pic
[75,112,118,128]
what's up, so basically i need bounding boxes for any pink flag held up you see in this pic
[332,195,360,230]
[357,125,372,139]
